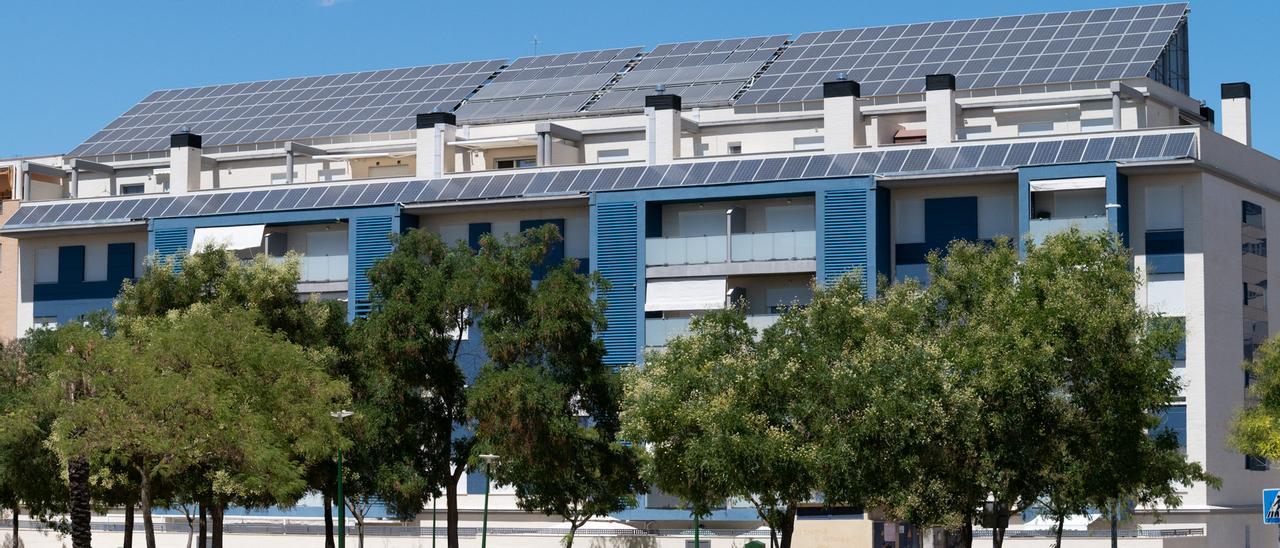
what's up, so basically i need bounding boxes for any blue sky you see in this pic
[1,0,1276,158]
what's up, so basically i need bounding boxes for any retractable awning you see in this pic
[645,278,727,312]
[190,224,266,253]
[1028,176,1107,192]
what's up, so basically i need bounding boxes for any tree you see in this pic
[470,243,643,548]
[115,247,350,546]
[48,305,347,548]
[352,228,492,548]
[868,231,1213,547]
[0,333,69,548]
[1232,337,1280,462]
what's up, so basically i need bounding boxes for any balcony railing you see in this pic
[646,231,816,267]
[1027,216,1108,245]
[269,255,349,283]
[645,314,781,348]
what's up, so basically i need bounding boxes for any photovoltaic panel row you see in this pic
[588,35,788,111]
[9,130,1196,232]
[737,3,1187,105]
[69,60,506,159]
[454,48,643,122]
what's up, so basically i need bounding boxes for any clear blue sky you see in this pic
[1,0,1276,158]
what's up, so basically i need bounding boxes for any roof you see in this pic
[12,128,1196,233]
[67,3,1189,159]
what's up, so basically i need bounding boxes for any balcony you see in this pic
[269,254,349,283]
[645,314,781,348]
[1027,216,1108,245]
[646,231,816,267]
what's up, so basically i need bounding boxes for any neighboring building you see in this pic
[0,2,1274,546]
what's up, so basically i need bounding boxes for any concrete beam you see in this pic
[284,142,328,157]
[70,158,116,175]
[21,161,67,180]
[534,122,584,142]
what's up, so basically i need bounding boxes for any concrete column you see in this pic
[924,74,957,145]
[415,112,457,178]
[1221,82,1252,147]
[645,94,682,165]
[169,131,202,194]
[823,78,862,152]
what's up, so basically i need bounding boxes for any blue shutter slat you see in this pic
[595,202,639,366]
[152,228,190,272]
[821,189,870,288]
[352,216,395,318]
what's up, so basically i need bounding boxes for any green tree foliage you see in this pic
[0,332,69,547]
[351,228,492,548]
[470,231,643,548]
[46,305,347,548]
[1231,331,1280,470]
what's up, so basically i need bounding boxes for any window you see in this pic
[496,158,536,170]
[1017,121,1056,136]
[35,248,58,283]
[1247,455,1270,471]
[792,136,824,151]
[596,148,630,162]
[120,184,145,195]
[1155,404,1187,454]
[1081,118,1113,133]
[727,142,743,155]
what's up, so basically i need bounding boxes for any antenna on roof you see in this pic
[179,125,191,133]
[655,84,666,94]
[836,72,848,81]
[532,35,541,55]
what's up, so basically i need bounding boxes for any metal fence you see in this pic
[973,527,1205,538]
[18,519,770,539]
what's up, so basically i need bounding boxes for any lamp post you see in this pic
[479,454,500,548]
[330,410,354,548]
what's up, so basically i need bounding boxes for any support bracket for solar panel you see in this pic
[1110,82,1146,131]
[283,142,327,184]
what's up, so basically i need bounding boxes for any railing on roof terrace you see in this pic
[646,315,781,348]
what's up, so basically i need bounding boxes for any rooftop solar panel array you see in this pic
[453,48,643,122]
[587,35,788,111]
[11,130,1196,232]
[736,2,1187,105]
[66,3,1191,159]
[69,60,506,158]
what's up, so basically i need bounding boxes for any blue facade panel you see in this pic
[818,189,870,288]
[351,216,396,320]
[1017,162,1125,255]
[592,202,641,366]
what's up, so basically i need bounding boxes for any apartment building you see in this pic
[2,3,1276,546]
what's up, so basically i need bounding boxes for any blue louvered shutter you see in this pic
[594,202,639,366]
[351,216,395,318]
[152,228,190,271]
[821,189,870,288]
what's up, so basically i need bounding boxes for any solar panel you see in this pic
[8,131,1198,232]
[70,61,506,159]
[736,3,1188,106]
[587,35,787,111]
[454,48,642,122]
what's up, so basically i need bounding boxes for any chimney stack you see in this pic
[925,74,957,145]
[169,129,202,194]
[416,112,457,178]
[1221,82,1252,147]
[645,91,682,164]
[823,74,862,152]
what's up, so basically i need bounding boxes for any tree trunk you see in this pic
[10,503,18,546]
[1054,513,1065,548]
[185,507,195,548]
[140,475,157,548]
[68,457,92,548]
[198,502,207,548]
[446,465,464,548]
[993,526,1003,548]
[124,503,134,548]
[961,517,973,548]
[565,521,582,548]
[324,492,335,548]
[356,515,365,548]
[1110,511,1118,548]
[779,505,796,548]
[211,502,224,548]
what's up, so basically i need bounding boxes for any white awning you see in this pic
[645,278,727,312]
[190,224,266,253]
[1029,176,1106,192]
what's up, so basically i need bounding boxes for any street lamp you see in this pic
[330,410,354,548]
[479,454,500,548]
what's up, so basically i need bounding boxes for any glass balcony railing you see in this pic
[269,255,349,283]
[1027,216,1108,245]
[646,231,816,266]
[645,314,781,348]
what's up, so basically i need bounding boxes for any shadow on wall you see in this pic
[587,536,662,548]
